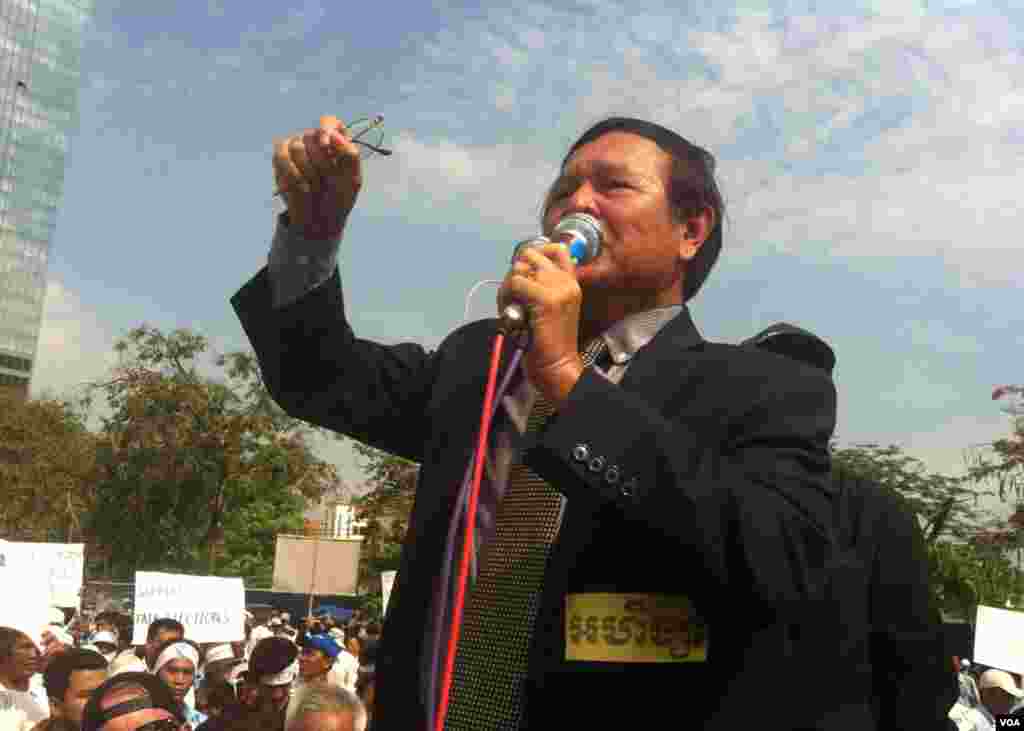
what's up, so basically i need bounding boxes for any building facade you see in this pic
[0,0,92,396]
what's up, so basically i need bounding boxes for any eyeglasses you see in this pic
[345,115,392,159]
[272,114,392,200]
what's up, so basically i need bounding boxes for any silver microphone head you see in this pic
[499,213,604,333]
[551,212,603,265]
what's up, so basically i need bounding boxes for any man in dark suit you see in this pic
[233,116,856,729]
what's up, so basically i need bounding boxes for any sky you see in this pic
[29,0,1024,520]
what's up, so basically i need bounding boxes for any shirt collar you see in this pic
[597,304,684,365]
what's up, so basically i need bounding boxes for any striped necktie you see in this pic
[444,337,609,730]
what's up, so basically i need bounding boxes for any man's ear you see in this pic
[677,205,716,262]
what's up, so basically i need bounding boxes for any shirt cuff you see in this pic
[267,212,342,309]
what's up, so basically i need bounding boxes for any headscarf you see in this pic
[152,641,200,676]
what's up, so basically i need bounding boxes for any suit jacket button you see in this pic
[604,466,621,484]
[572,444,589,462]
[588,456,606,473]
[621,477,638,497]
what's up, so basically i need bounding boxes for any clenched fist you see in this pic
[273,115,362,240]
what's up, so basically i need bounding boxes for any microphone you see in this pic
[499,212,603,333]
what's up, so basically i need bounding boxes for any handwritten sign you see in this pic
[0,555,51,645]
[975,604,1024,675]
[565,593,708,663]
[0,541,84,608]
[132,572,245,644]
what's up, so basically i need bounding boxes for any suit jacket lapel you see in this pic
[618,305,706,399]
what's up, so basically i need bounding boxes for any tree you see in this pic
[830,442,990,542]
[84,325,342,580]
[0,389,100,542]
[830,441,1023,618]
[349,440,417,598]
[965,385,1024,504]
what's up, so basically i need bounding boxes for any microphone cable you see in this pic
[436,213,601,731]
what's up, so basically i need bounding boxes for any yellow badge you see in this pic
[565,593,708,663]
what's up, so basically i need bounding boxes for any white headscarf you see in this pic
[152,642,200,676]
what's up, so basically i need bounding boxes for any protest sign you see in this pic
[0,541,84,608]
[132,572,245,645]
[381,570,397,615]
[974,604,1024,674]
[0,550,50,644]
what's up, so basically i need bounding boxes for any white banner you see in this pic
[132,572,245,645]
[0,550,51,644]
[0,541,84,608]
[381,570,397,615]
[974,604,1024,674]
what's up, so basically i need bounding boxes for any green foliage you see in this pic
[85,325,341,581]
[348,440,417,594]
[830,442,990,542]
[831,441,1024,619]
[0,389,100,542]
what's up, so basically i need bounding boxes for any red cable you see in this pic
[435,330,506,731]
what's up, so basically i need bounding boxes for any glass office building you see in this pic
[0,0,92,397]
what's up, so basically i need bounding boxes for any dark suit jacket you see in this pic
[233,267,863,729]
[838,473,959,729]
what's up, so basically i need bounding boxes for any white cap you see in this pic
[108,653,147,677]
[92,630,118,646]
[205,644,235,664]
[979,669,1024,698]
[250,626,274,642]
[260,659,298,686]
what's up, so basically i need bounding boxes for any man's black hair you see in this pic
[146,618,185,643]
[43,648,108,704]
[548,116,725,302]
[81,672,182,731]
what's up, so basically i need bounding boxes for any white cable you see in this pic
[464,279,503,324]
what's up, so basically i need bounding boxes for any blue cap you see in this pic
[302,633,341,659]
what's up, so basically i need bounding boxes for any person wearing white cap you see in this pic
[150,638,208,730]
[249,636,300,722]
[979,669,1024,720]
[107,650,147,677]
[202,644,241,687]
[89,631,119,663]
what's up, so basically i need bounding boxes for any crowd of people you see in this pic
[949,658,1024,730]
[0,606,379,731]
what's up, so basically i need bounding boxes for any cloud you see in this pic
[32,279,118,402]
[366,131,558,233]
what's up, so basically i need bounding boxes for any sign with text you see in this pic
[0,556,50,644]
[974,604,1024,675]
[0,541,84,608]
[132,572,245,645]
